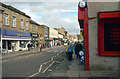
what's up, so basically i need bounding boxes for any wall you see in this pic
[38,25,45,44]
[29,23,38,34]
[1,6,31,33]
[88,2,119,71]
[49,28,58,38]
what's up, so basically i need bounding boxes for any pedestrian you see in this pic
[36,42,39,48]
[65,42,69,59]
[75,41,83,59]
[40,43,42,52]
[27,43,31,51]
[67,43,74,61]
[30,43,33,49]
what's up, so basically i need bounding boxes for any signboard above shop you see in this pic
[31,33,38,38]
[1,29,31,37]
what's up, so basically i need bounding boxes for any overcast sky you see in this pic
[4,2,81,34]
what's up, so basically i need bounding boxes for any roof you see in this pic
[1,2,31,18]
[29,20,40,26]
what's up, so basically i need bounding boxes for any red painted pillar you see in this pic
[84,7,89,70]
[78,2,89,70]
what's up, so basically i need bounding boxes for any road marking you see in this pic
[28,65,43,78]
[48,69,52,72]
[47,58,66,77]
[42,61,55,73]
[55,61,61,63]
[27,51,64,78]
[38,65,42,72]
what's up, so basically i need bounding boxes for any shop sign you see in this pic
[104,23,120,51]
[40,37,44,39]
[78,1,87,8]
[31,33,38,38]
[1,29,31,37]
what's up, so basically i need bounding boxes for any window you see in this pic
[21,19,23,29]
[26,21,28,30]
[12,16,16,27]
[20,41,27,48]
[34,26,36,31]
[32,25,34,31]
[4,14,9,25]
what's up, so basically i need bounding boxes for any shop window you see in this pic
[8,41,11,50]
[2,40,6,49]
[12,16,16,27]
[4,13,9,25]
[20,41,27,48]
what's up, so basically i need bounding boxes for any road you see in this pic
[2,46,67,78]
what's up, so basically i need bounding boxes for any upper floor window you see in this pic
[26,21,28,30]
[12,16,16,27]
[4,13,9,25]
[32,25,34,31]
[21,19,23,29]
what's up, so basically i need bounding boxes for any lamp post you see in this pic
[39,33,42,45]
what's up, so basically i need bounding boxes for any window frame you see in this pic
[21,19,24,29]
[4,13,9,25]
[12,16,16,27]
[26,21,28,30]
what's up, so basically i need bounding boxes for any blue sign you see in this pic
[1,29,31,37]
[78,1,87,8]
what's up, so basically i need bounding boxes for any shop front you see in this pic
[31,33,39,48]
[1,29,31,53]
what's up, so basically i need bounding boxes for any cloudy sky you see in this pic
[4,2,81,34]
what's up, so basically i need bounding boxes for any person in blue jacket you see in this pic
[67,43,74,61]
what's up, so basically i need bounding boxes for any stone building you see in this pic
[49,28,59,46]
[29,20,39,48]
[0,3,32,53]
[69,34,78,43]
[39,25,49,47]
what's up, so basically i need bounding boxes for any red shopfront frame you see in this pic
[98,11,120,56]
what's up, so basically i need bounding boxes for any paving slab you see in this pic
[51,73,66,77]
[90,71,119,77]
[65,71,80,77]
[79,71,92,77]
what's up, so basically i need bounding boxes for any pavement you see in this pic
[1,46,61,60]
[48,54,120,79]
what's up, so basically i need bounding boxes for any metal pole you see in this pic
[1,35,2,54]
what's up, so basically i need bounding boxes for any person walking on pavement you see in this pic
[40,43,42,52]
[65,42,69,59]
[75,41,83,59]
[67,43,74,61]
[27,43,31,51]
